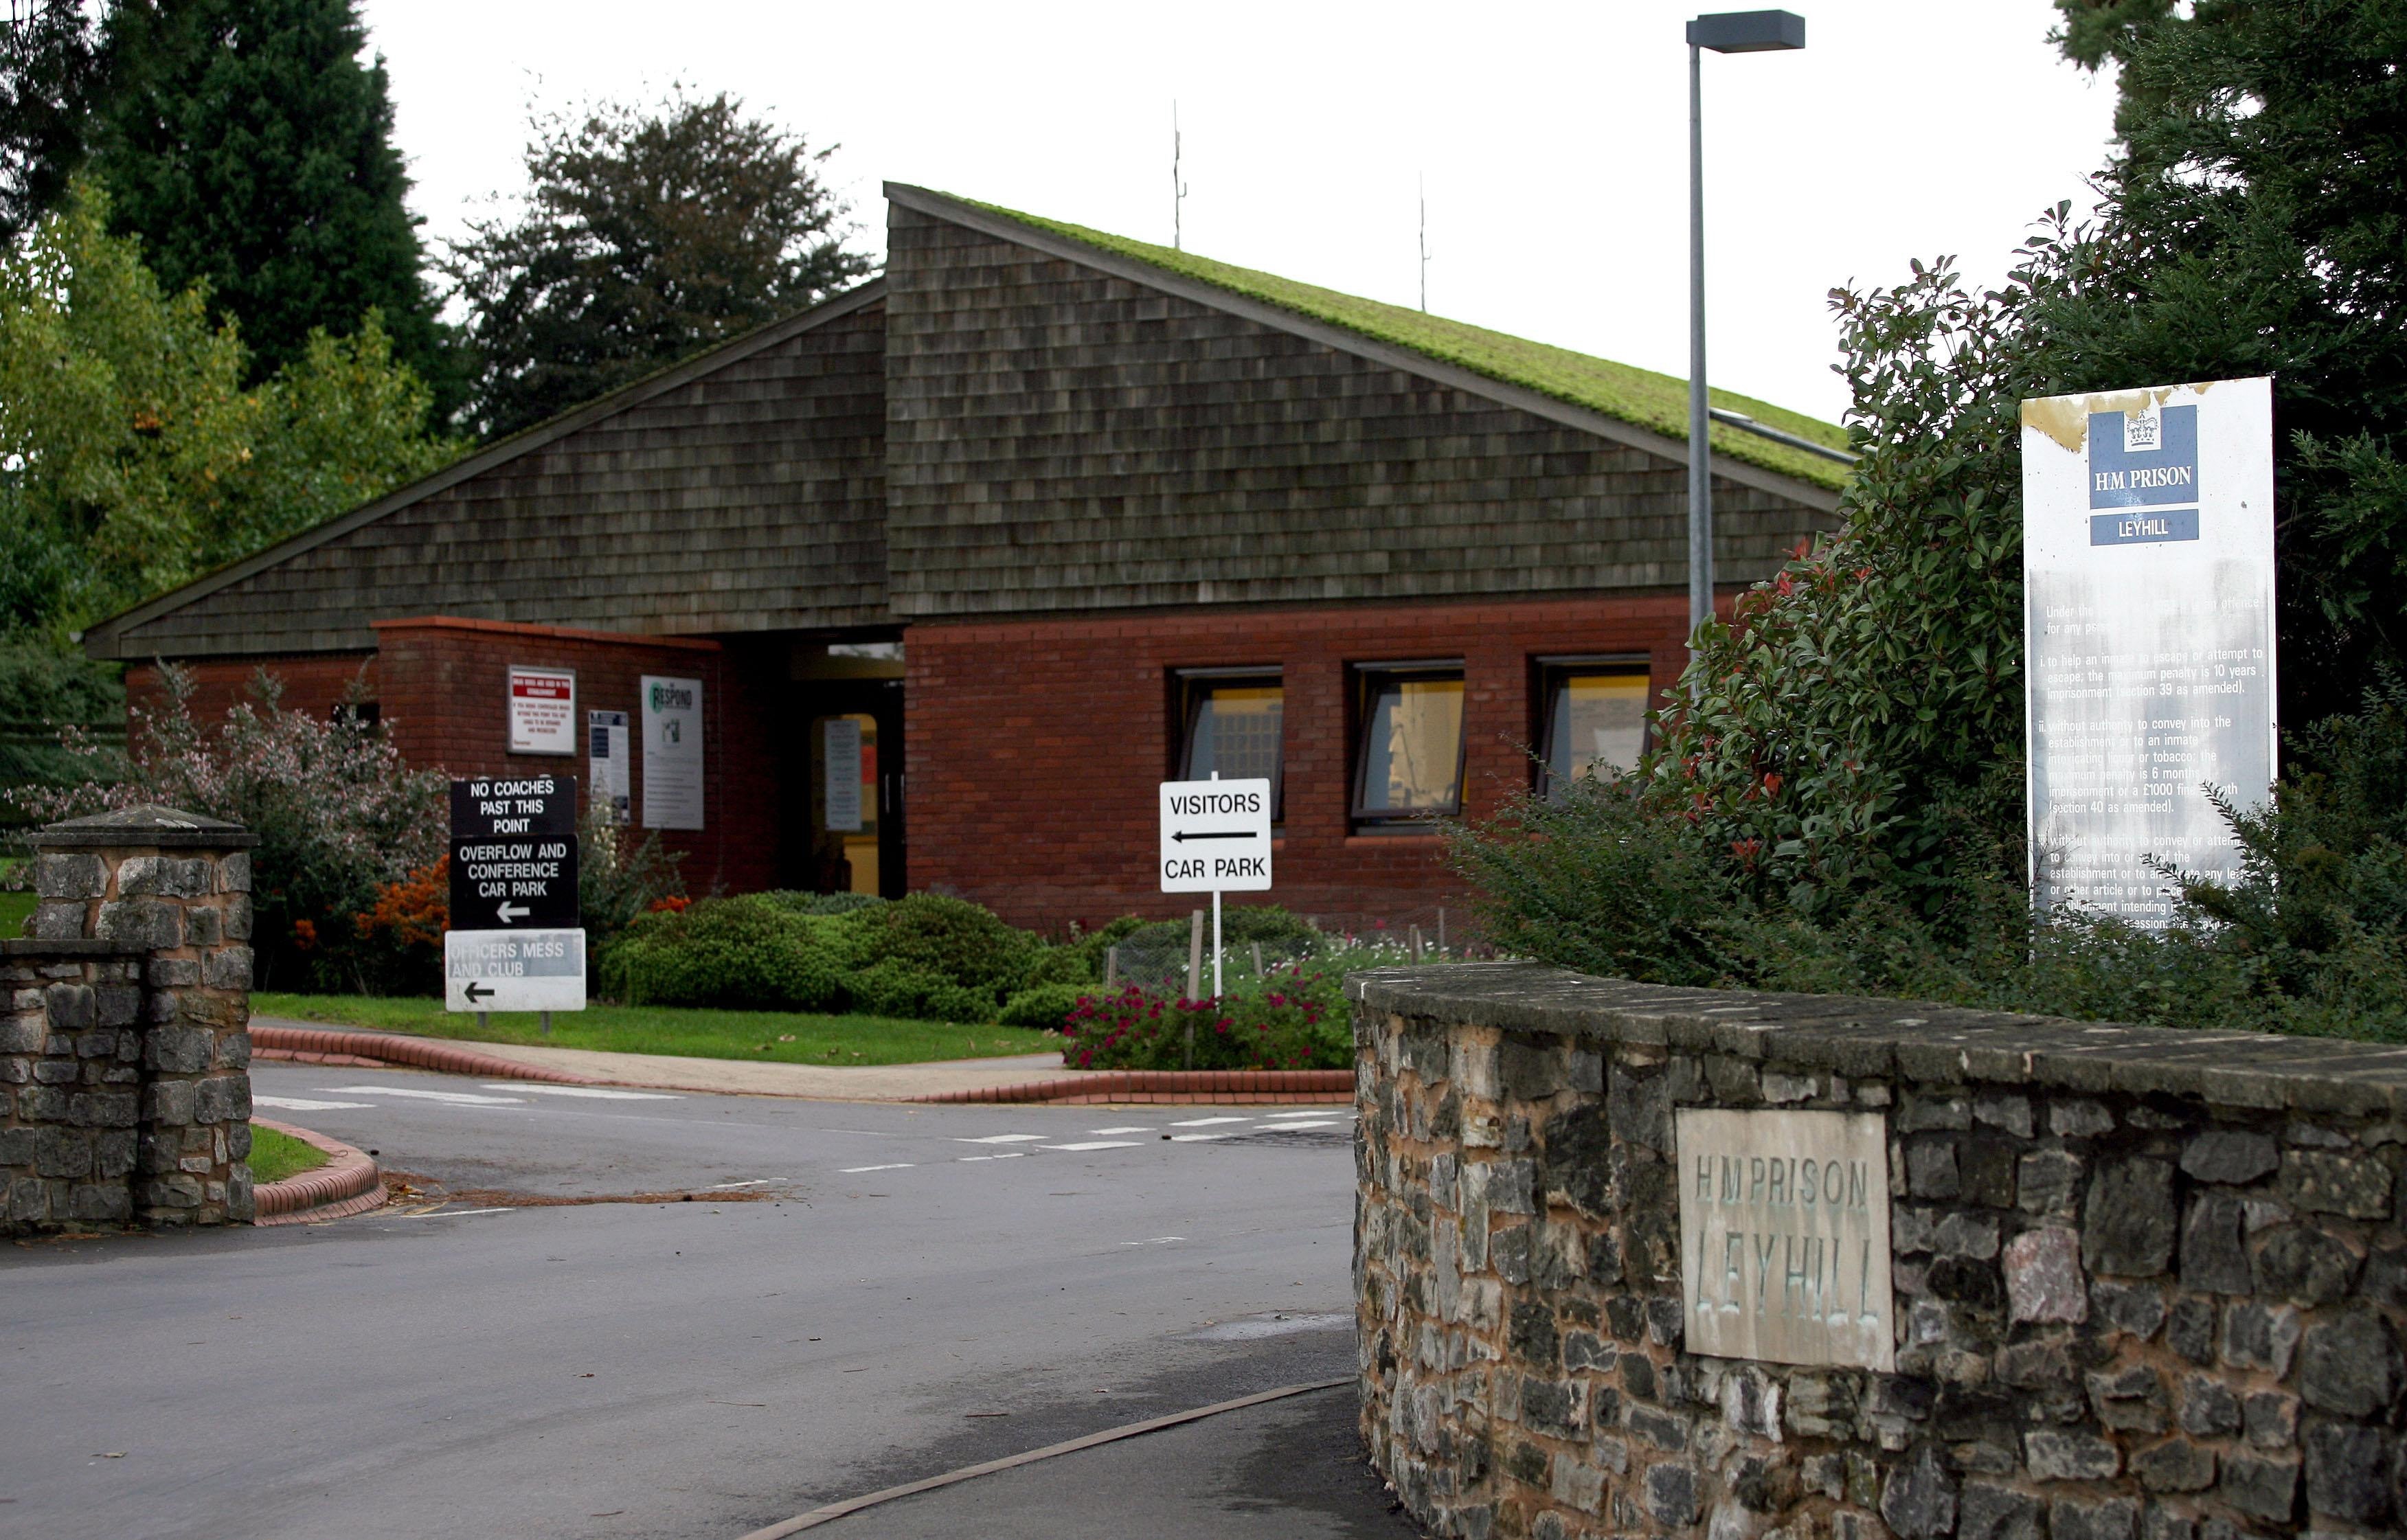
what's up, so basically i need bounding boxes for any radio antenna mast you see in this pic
[1173,102,1188,251]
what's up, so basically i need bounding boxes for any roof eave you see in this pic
[82,278,890,662]
[883,183,1843,515]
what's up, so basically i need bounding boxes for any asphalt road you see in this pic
[1,1063,1414,1540]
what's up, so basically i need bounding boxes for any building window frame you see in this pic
[1533,654,1653,800]
[1350,659,1467,833]
[1173,666,1285,822]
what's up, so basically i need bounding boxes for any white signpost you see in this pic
[1158,775,1272,999]
[2021,377,2276,927]
[507,666,576,756]
[444,929,587,1014]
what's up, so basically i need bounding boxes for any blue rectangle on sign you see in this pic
[2090,508,2200,545]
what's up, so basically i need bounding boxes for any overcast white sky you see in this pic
[357,1,2120,426]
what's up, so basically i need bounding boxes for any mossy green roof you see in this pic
[970,199,1853,491]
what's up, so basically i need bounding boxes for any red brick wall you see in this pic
[125,653,378,727]
[905,593,1693,935]
[372,618,778,896]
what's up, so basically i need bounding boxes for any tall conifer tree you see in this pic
[89,0,455,412]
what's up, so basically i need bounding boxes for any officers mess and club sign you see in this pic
[2021,378,2276,926]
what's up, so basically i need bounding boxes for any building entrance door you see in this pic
[791,678,905,898]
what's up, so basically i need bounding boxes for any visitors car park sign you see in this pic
[1158,778,1272,892]
[446,774,585,1013]
[2020,377,2276,927]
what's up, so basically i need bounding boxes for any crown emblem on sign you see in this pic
[2125,411,2160,451]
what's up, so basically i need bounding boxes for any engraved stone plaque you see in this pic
[1675,1107,1894,1371]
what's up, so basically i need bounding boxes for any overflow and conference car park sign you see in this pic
[444,774,587,1014]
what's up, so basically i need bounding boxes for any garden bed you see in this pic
[248,1123,329,1185]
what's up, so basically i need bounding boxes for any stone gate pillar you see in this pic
[4,806,260,1230]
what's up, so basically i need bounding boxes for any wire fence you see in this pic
[1096,904,1482,1001]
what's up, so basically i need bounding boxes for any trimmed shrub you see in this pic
[844,958,992,1023]
[841,893,1043,1006]
[758,890,885,916]
[1020,946,1095,988]
[998,982,1093,1030]
[604,894,844,1011]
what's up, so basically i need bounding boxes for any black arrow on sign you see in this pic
[1171,830,1253,842]
[464,982,495,1002]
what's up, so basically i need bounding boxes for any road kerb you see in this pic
[252,1117,386,1226]
[251,1023,602,1085]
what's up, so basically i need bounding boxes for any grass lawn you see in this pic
[251,992,1063,1067]
[0,889,34,939]
[249,1124,329,1185]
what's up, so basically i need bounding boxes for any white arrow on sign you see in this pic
[496,902,531,924]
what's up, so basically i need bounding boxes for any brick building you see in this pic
[84,185,1850,931]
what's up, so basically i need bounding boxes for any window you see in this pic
[1352,662,1465,830]
[1177,670,1283,817]
[1539,661,1650,798]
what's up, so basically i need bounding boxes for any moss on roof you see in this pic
[969,199,1853,492]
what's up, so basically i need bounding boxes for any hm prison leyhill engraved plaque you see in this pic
[1674,1107,1894,1372]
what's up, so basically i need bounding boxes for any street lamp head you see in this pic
[1686,10,1805,53]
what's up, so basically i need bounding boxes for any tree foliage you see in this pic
[82,0,455,407]
[446,87,875,439]
[0,0,105,240]
[0,183,461,635]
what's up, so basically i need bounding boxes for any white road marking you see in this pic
[840,1164,914,1174]
[254,1096,373,1112]
[1087,1126,1153,1135]
[1118,1236,1185,1246]
[1045,1141,1142,1152]
[1258,1121,1340,1131]
[1262,1109,1349,1119]
[391,1207,513,1219]
[479,1084,679,1100]
[1168,1133,1228,1143]
[958,1153,1030,1162]
[1168,1116,1249,1127]
[955,1134,1046,1144]
[708,1179,777,1189]
[321,1086,526,1106]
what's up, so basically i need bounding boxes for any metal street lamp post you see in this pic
[1686,10,1806,653]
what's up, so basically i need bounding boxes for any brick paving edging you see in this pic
[250,1023,600,1085]
[251,1117,385,1226]
[912,1069,1354,1105]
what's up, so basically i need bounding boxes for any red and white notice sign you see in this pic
[508,666,577,756]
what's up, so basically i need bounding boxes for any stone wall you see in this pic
[1353,964,2407,1540]
[5,806,259,1232]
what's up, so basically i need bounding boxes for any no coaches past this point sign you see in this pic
[1159,778,1272,892]
[449,775,580,931]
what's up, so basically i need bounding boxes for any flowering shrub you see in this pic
[10,663,445,992]
[352,855,449,993]
[577,802,686,945]
[1061,979,1347,1071]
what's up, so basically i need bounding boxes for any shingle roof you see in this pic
[959,197,1853,491]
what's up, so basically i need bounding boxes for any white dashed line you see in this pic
[1046,1141,1142,1152]
[1263,1109,1350,1119]
[955,1134,1047,1144]
[391,1207,512,1219]
[1118,1236,1185,1246]
[840,1164,915,1174]
[254,1096,373,1112]
[958,1153,1030,1162]
[1255,1120,1340,1131]
[321,1087,526,1106]
[708,1179,778,1189]
[1168,1134,1228,1143]
[1087,1126,1153,1135]
[1168,1116,1250,1127]
[479,1084,679,1100]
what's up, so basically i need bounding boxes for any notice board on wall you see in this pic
[640,675,705,830]
[2020,377,2275,927]
[587,709,630,824]
[507,666,576,756]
